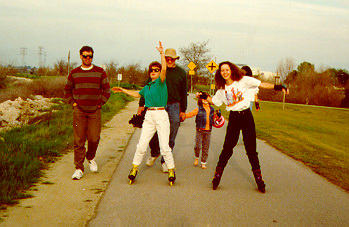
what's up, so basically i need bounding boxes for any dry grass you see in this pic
[0,76,67,103]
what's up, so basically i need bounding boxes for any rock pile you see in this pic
[0,96,61,132]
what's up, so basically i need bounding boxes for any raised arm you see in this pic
[111,87,141,98]
[156,41,166,82]
[196,92,214,105]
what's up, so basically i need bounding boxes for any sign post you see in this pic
[206,60,218,95]
[117,73,122,87]
[187,62,196,93]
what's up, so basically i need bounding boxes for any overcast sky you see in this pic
[0,0,348,72]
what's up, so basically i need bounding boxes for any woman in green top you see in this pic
[111,41,176,186]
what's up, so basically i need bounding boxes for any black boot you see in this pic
[212,166,224,190]
[253,169,266,193]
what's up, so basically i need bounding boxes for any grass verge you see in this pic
[218,101,349,192]
[0,92,133,207]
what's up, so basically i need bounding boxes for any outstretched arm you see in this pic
[111,87,141,98]
[259,82,289,94]
[156,41,166,82]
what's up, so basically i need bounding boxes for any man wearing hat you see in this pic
[144,47,188,172]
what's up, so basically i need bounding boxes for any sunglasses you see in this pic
[149,68,160,72]
[82,54,93,59]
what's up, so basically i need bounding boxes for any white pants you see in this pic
[132,109,175,169]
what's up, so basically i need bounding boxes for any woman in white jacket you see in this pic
[199,61,287,192]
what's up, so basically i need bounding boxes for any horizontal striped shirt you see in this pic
[64,65,111,112]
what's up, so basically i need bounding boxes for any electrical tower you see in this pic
[20,47,27,67]
[38,46,44,67]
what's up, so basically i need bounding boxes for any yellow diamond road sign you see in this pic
[188,62,196,70]
[206,60,218,73]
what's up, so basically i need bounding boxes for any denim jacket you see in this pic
[195,106,214,130]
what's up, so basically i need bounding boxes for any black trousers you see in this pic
[217,109,261,171]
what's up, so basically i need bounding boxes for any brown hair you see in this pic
[215,61,244,89]
[197,98,203,107]
[79,46,94,55]
[148,61,162,75]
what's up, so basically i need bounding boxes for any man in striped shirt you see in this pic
[64,46,111,180]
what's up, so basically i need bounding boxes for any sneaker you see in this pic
[146,156,158,167]
[253,169,266,193]
[201,163,207,169]
[72,169,83,180]
[193,158,199,166]
[162,163,168,173]
[88,159,98,172]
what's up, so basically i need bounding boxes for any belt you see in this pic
[148,107,165,110]
[233,109,250,114]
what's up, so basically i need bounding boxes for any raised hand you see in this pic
[156,41,163,54]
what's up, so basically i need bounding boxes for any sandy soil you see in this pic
[1,100,139,227]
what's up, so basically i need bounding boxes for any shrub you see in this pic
[28,77,66,98]
[0,76,67,103]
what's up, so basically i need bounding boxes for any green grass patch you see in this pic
[219,102,349,191]
[0,92,133,207]
[15,73,40,79]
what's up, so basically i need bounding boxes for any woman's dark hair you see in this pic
[215,61,244,89]
[197,98,203,107]
[79,46,94,55]
[148,61,162,75]
[241,65,252,77]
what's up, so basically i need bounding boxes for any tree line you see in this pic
[1,41,348,108]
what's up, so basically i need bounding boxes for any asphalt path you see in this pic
[88,94,349,226]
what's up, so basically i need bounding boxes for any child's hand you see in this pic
[111,87,123,93]
[156,41,163,54]
[180,112,186,122]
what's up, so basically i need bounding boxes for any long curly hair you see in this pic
[215,61,244,89]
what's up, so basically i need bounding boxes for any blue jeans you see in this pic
[150,102,180,164]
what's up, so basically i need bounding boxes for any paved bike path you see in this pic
[88,94,349,226]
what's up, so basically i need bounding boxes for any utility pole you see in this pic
[67,50,70,76]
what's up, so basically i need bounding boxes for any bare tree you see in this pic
[54,60,77,76]
[277,57,295,83]
[179,40,212,77]
[117,63,148,86]
[104,61,119,83]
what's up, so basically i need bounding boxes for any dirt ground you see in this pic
[1,100,139,227]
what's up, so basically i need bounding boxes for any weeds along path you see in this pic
[1,99,138,226]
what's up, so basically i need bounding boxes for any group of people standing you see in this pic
[64,42,287,192]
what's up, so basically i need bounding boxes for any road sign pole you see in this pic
[191,73,193,93]
[187,62,196,94]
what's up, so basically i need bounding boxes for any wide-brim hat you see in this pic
[164,48,180,60]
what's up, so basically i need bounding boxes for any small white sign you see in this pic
[117,74,122,81]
